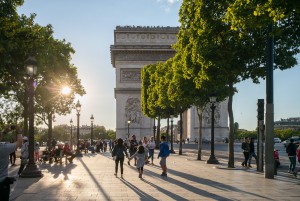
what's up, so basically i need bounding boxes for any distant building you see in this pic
[274,117,300,130]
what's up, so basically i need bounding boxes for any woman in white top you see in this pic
[142,137,149,164]
[148,136,156,164]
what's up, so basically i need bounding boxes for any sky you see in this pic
[17,0,300,131]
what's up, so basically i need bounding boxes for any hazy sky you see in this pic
[17,0,300,131]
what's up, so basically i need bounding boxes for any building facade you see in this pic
[110,26,229,140]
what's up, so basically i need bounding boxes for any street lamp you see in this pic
[206,96,219,164]
[90,114,95,153]
[70,119,73,151]
[20,56,42,178]
[75,100,83,157]
[170,115,175,153]
[127,120,131,139]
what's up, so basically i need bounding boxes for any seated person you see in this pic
[63,142,75,163]
[54,144,64,163]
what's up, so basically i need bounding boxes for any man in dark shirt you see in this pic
[128,135,138,166]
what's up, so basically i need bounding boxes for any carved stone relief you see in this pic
[125,98,142,124]
[115,52,174,61]
[121,69,141,82]
[202,103,220,126]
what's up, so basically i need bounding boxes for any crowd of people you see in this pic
[112,134,170,179]
[241,136,300,177]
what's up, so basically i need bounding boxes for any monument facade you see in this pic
[111,26,229,140]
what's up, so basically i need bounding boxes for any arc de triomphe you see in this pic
[110,26,229,140]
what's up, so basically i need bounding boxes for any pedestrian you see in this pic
[148,136,156,164]
[158,135,170,177]
[241,137,250,167]
[142,136,149,164]
[63,142,75,163]
[286,139,297,174]
[293,144,300,177]
[34,142,40,163]
[128,145,146,179]
[18,136,29,175]
[112,138,128,177]
[128,135,138,166]
[9,138,16,166]
[51,138,57,149]
[0,125,23,201]
[248,138,257,168]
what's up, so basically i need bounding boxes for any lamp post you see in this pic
[70,119,73,151]
[170,115,175,153]
[75,100,83,157]
[90,114,94,153]
[206,96,219,164]
[20,56,42,178]
[127,120,131,139]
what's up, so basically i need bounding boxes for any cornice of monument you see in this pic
[115,25,179,32]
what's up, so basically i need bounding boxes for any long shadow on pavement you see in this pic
[163,168,272,200]
[77,157,110,200]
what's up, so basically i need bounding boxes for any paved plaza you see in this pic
[8,149,300,201]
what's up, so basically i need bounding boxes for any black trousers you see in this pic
[10,152,16,165]
[0,180,11,201]
[115,157,125,174]
[243,152,250,166]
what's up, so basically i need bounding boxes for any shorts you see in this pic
[160,157,167,166]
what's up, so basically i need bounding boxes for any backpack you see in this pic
[241,142,245,150]
[114,146,125,157]
[286,143,296,155]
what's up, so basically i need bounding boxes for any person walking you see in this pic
[128,145,146,179]
[286,139,297,174]
[293,144,300,177]
[0,126,23,201]
[18,136,29,175]
[248,138,257,168]
[9,138,16,166]
[241,137,250,167]
[34,142,40,163]
[142,136,149,164]
[148,136,156,164]
[158,135,170,177]
[128,135,138,166]
[112,138,128,177]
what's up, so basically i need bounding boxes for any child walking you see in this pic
[128,145,146,179]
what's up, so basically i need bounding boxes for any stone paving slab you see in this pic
[9,150,300,201]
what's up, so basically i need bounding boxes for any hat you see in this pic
[23,136,28,140]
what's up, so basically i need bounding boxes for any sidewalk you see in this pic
[9,150,300,201]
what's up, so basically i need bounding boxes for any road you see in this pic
[172,142,291,171]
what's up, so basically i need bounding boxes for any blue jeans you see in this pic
[148,149,154,162]
[248,152,257,166]
[288,156,296,172]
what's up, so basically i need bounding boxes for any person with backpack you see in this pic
[286,139,297,174]
[128,135,138,166]
[112,138,128,177]
[241,137,250,167]
[158,135,170,177]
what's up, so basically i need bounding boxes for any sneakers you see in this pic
[241,163,245,167]
[288,170,291,173]
[161,172,167,177]
[248,165,252,168]
[293,172,297,177]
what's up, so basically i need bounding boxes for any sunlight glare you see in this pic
[61,86,71,95]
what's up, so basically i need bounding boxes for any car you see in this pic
[274,138,281,143]
[284,136,300,147]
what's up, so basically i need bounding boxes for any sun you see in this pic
[61,86,71,95]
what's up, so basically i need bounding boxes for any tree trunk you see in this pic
[47,113,53,149]
[197,107,204,160]
[166,118,169,143]
[179,112,183,155]
[228,82,235,168]
[155,116,161,149]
